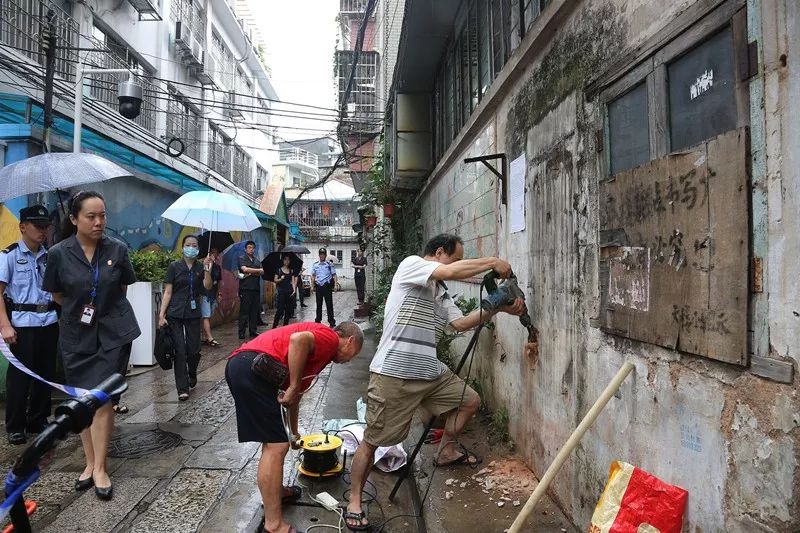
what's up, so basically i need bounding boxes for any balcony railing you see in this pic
[0,0,80,81]
[340,0,374,17]
[280,147,319,168]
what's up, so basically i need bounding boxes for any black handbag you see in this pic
[251,353,289,388]
[154,325,174,370]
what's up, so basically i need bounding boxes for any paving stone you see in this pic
[184,441,258,470]
[130,469,230,533]
[125,402,182,424]
[43,476,157,532]
[174,384,235,425]
[156,381,216,403]
[199,469,262,533]
[112,444,194,478]
[0,471,76,529]
[157,422,217,443]
[195,359,227,383]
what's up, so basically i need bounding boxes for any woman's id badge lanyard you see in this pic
[80,256,100,326]
[188,267,197,310]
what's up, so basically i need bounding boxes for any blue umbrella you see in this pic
[221,241,248,273]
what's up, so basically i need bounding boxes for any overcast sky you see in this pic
[256,1,340,141]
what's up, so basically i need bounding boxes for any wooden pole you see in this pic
[508,362,636,533]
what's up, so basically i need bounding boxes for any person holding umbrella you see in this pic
[200,248,222,347]
[272,254,297,328]
[42,191,141,500]
[158,235,214,400]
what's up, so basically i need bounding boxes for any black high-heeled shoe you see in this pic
[94,482,113,500]
[74,476,94,492]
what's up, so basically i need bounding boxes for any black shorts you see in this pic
[225,351,287,443]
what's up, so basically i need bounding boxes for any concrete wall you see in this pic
[414,0,800,530]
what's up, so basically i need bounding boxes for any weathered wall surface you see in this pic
[415,0,800,530]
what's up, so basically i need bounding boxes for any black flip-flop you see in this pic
[344,510,370,531]
[282,485,302,503]
[433,446,482,468]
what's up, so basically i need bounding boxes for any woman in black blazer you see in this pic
[43,191,140,501]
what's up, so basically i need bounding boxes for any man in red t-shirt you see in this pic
[226,321,364,533]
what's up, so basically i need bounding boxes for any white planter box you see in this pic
[127,281,162,366]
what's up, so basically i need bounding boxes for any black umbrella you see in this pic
[197,231,234,258]
[261,252,303,281]
[281,244,310,254]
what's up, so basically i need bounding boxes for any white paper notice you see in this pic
[509,154,526,233]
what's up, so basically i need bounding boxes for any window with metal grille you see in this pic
[336,50,380,132]
[209,123,231,178]
[87,25,157,133]
[166,90,202,161]
[256,165,268,193]
[0,0,79,82]
[211,30,234,89]
[232,145,252,191]
[170,0,205,47]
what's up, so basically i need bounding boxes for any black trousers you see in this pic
[273,290,293,327]
[5,323,58,433]
[238,290,260,337]
[169,318,201,394]
[355,274,366,303]
[314,282,335,326]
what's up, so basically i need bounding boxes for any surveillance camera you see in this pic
[118,80,143,120]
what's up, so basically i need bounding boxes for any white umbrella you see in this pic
[0,153,131,202]
[161,190,262,253]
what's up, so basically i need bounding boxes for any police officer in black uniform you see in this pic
[0,205,59,444]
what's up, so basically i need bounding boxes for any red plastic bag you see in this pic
[588,461,688,533]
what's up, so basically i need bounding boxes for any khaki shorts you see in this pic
[362,370,479,447]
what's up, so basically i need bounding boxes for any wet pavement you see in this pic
[0,290,392,532]
[0,288,574,532]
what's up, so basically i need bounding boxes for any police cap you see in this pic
[19,205,50,226]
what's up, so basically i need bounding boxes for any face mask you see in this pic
[183,246,199,259]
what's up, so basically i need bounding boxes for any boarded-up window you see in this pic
[668,27,737,151]
[599,129,748,365]
[608,83,650,174]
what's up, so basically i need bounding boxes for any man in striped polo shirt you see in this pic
[344,233,525,531]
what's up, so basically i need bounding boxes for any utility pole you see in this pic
[41,9,57,153]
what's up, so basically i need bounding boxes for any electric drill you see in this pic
[481,270,536,342]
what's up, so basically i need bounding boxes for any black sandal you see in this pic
[112,405,129,414]
[344,510,370,531]
[433,444,482,468]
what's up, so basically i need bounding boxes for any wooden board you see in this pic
[599,129,748,364]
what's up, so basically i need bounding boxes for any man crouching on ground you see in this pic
[344,234,525,531]
[226,321,364,533]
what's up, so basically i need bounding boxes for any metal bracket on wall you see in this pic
[464,153,508,205]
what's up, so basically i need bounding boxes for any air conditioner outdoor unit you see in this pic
[192,52,216,86]
[175,21,191,52]
[186,36,203,67]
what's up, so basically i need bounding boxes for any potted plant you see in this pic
[364,210,378,228]
[127,249,178,366]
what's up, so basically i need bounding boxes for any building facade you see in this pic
[0,0,283,251]
[384,0,800,530]
[277,140,361,286]
[0,0,289,392]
